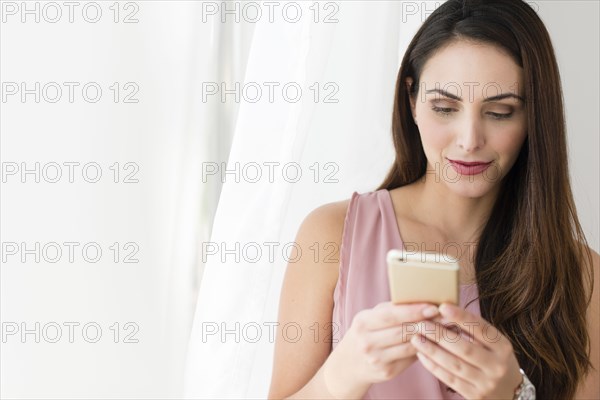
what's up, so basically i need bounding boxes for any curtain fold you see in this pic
[184,2,420,398]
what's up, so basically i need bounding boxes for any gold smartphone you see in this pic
[387,249,459,305]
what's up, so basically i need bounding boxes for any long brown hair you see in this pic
[378,0,594,398]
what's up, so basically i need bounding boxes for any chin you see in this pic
[444,178,497,199]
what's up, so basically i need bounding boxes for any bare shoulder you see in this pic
[300,199,351,234]
[582,244,599,302]
[576,244,600,398]
[584,244,599,332]
[268,197,352,399]
[585,244,599,309]
[289,198,352,288]
[586,245,599,276]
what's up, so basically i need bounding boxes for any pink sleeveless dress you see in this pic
[332,189,481,400]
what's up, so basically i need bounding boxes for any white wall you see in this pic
[541,1,600,251]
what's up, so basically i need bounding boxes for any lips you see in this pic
[447,158,491,166]
[446,158,492,176]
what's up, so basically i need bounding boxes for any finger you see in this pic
[416,351,478,399]
[438,303,507,349]
[366,320,426,347]
[364,302,439,330]
[367,342,418,365]
[418,319,494,367]
[411,332,486,383]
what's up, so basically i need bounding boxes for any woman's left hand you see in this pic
[410,303,524,399]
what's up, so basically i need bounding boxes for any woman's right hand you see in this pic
[323,302,439,396]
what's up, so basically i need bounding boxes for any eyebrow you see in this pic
[425,88,525,103]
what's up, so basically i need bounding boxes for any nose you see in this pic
[456,114,485,152]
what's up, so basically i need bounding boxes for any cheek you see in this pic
[491,126,527,160]
[418,119,450,155]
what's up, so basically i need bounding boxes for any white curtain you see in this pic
[183,2,421,398]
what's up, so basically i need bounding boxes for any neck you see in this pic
[410,174,499,244]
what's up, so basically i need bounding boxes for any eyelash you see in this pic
[431,106,513,120]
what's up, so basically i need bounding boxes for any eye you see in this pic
[431,106,455,116]
[488,111,513,120]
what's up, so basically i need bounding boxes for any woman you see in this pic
[268,0,599,399]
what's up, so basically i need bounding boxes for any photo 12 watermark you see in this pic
[200,321,338,344]
[199,159,513,188]
[1,162,140,184]
[399,241,478,264]
[411,80,530,105]
[400,1,539,23]
[202,81,339,104]
[201,240,340,264]
[1,2,140,24]
[1,242,140,264]
[201,1,339,24]
[202,161,339,184]
[397,160,504,184]
[2,321,140,344]
[1,82,140,104]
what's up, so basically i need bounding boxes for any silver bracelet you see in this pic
[513,368,536,400]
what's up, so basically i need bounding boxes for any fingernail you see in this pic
[422,305,439,318]
[410,334,419,344]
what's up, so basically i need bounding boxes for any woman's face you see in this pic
[407,40,528,198]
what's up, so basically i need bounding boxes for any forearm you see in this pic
[284,352,372,400]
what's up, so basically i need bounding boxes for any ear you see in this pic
[405,77,418,124]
